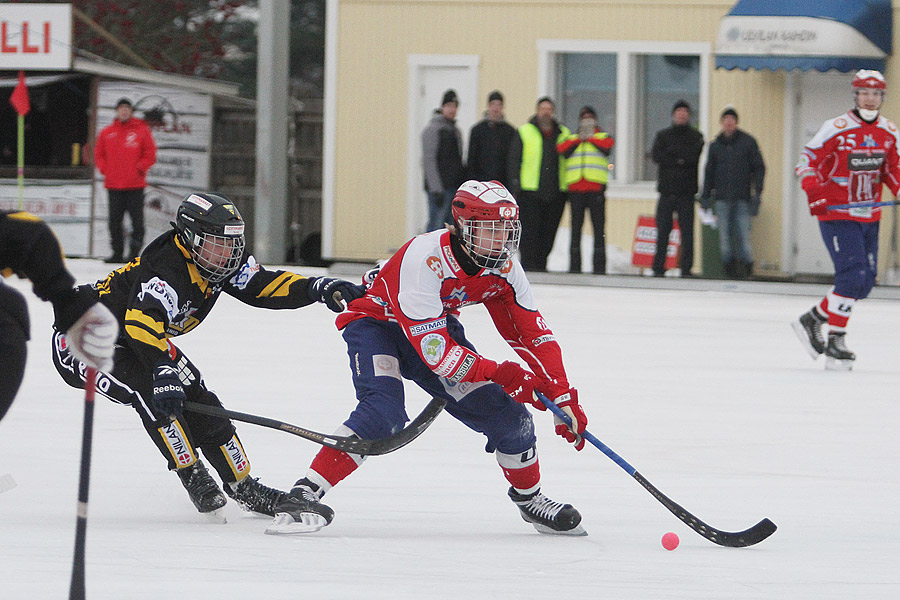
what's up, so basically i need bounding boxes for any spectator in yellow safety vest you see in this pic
[557,106,614,274]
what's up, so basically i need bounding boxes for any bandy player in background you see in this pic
[267,180,589,536]
[792,70,900,371]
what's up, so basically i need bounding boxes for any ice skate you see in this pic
[265,479,335,535]
[791,309,826,359]
[226,476,288,517]
[176,460,227,519]
[824,332,855,371]
[508,487,587,536]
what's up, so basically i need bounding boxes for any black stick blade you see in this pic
[634,471,777,548]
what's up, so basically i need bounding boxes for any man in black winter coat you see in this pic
[650,100,704,277]
[467,90,516,186]
[700,107,765,279]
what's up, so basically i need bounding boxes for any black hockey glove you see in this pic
[307,277,366,312]
[151,361,186,421]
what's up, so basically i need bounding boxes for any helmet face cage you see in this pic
[459,217,521,270]
[186,228,245,283]
[175,193,246,283]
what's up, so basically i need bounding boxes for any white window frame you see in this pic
[538,40,711,200]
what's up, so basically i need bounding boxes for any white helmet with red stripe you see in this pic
[451,180,521,270]
[852,69,886,91]
[852,70,886,120]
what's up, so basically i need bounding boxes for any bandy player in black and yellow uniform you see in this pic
[51,192,364,519]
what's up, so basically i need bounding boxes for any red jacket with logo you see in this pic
[796,110,900,222]
[94,118,157,190]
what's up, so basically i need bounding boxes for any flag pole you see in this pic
[17,113,25,210]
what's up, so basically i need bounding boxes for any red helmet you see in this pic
[852,70,886,91]
[451,180,521,269]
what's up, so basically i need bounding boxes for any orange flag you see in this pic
[9,71,30,116]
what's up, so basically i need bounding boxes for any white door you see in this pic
[786,72,851,274]
[406,55,479,237]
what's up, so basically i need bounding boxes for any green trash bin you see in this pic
[701,223,724,278]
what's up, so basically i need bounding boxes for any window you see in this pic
[541,41,709,191]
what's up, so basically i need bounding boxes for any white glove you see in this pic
[699,207,717,228]
[65,303,118,372]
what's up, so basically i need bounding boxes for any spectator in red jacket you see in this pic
[94,98,157,263]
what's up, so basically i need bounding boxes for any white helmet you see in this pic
[852,70,886,120]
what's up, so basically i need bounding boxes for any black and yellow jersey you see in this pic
[92,230,318,367]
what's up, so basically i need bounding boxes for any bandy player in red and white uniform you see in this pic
[792,70,900,370]
[267,180,590,536]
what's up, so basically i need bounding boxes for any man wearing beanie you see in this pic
[700,106,766,279]
[467,90,516,186]
[650,99,704,277]
[422,89,465,231]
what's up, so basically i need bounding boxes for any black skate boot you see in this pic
[825,332,855,371]
[226,476,288,517]
[508,487,587,536]
[176,460,227,514]
[791,309,827,359]
[265,478,335,535]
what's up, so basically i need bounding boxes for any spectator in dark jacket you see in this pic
[650,99,704,277]
[467,90,516,186]
[700,107,765,279]
[422,90,465,231]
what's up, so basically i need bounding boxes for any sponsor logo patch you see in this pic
[835,118,847,129]
[409,317,447,336]
[426,255,444,278]
[435,346,465,377]
[139,277,179,321]
[448,354,475,383]
[848,152,884,171]
[160,422,194,467]
[420,333,446,366]
[229,255,260,290]
[223,437,249,474]
[223,224,244,235]
[532,334,556,346]
[185,194,212,210]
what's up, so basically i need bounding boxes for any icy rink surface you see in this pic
[2,258,900,599]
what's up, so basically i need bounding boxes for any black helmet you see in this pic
[173,192,246,282]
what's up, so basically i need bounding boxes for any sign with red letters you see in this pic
[0,3,72,70]
[631,214,680,270]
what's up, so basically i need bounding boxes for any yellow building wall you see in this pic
[329,0,900,278]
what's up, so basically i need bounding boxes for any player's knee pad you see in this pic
[344,396,408,440]
[185,389,236,446]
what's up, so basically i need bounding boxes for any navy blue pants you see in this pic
[819,220,879,299]
[341,316,536,456]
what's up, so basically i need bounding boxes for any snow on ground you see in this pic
[2,257,900,599]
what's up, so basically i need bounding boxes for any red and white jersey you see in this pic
[796,110,900,222]
[335,230,568,387]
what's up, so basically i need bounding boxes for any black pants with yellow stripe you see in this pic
[51,330,253,485]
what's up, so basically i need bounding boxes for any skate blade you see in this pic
[530,522,588,536]
[200,507,228,524]
[825,357,854,371]
[791,320,822,360]
[264,511,329,535]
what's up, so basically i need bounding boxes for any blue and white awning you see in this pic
[715,0,892,72]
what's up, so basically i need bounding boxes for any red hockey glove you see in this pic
[550,389,588,451]
[491,361,548,410]
[808,198,828,217]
